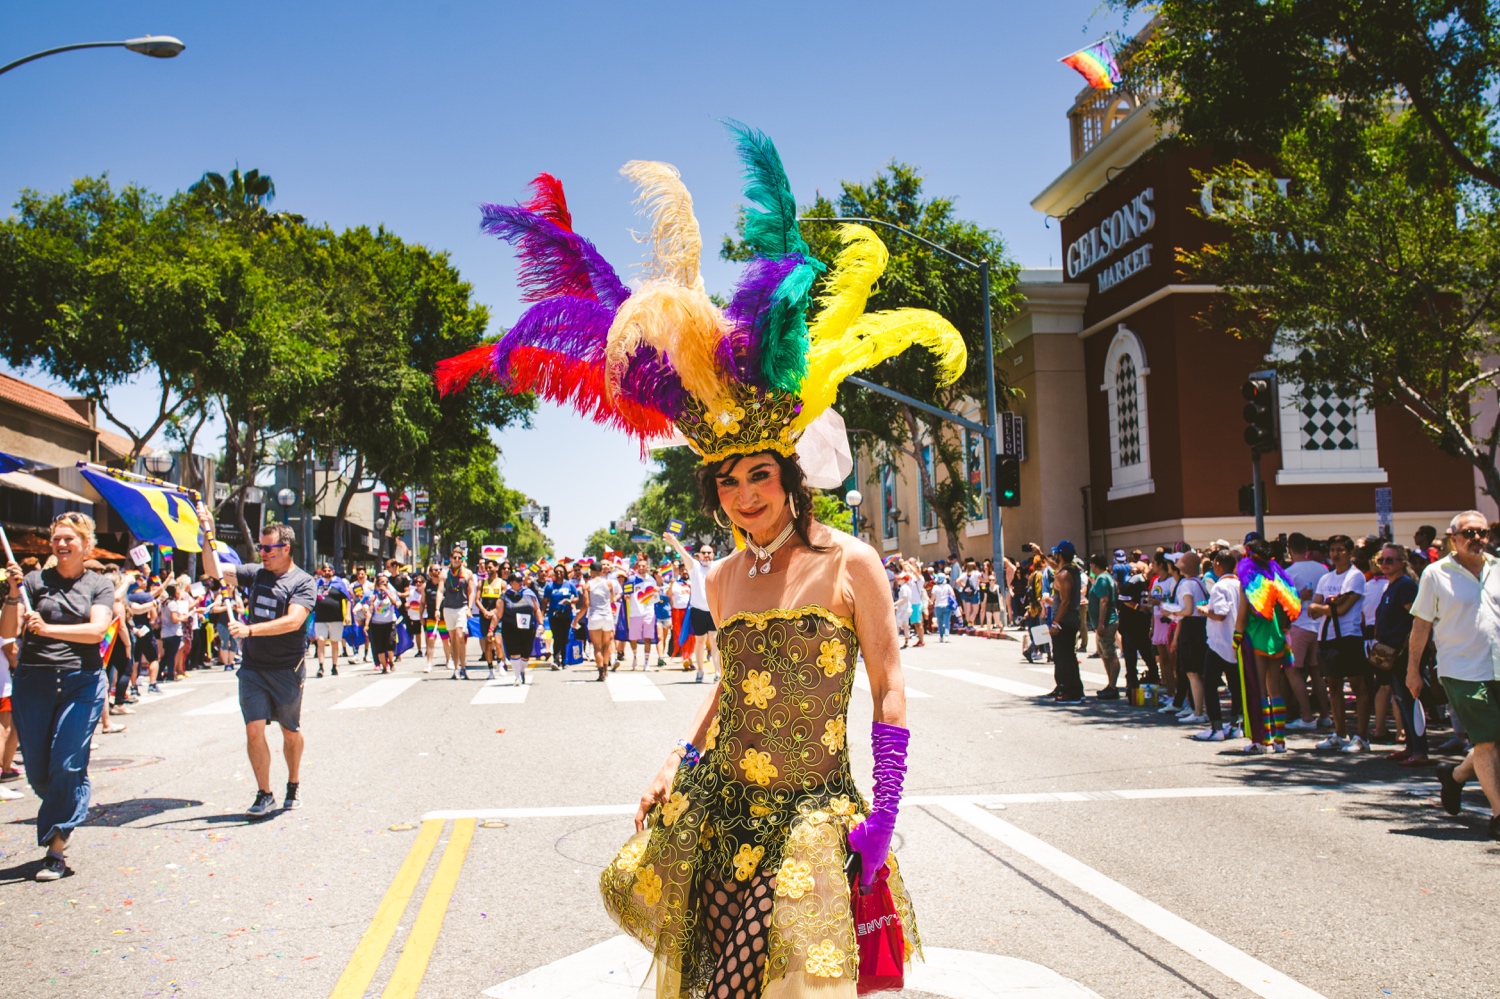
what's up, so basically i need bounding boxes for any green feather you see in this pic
[762,261,821,392]
[723,119,810,259]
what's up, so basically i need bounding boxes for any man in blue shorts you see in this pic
[201,515,316,818]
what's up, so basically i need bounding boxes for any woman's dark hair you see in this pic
[164,583,178,599]
[695,450,828,553]
[1246,537,1273,563]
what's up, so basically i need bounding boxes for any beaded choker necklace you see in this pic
[745,521,796,578]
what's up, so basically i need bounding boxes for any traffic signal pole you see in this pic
[1251,450,1265,540]
[1241,369,1278,540]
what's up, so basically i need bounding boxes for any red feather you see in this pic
[521,173,573,233]
[434,344,498,396]
[507,345,674,439]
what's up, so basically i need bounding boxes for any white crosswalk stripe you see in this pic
[137,684,196,703]
[927,668,1049,697]
[852,673,931,698]
[472,679,529,704]
[1029,666,1110,686]
[332,677,421,710]
[185,695,241,716]
[605,673,665,702]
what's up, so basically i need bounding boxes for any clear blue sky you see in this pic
[0,1,1135,556]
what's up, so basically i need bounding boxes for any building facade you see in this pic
[855,62,1474,563]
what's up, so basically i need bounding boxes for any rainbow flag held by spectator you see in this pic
[99,618,121,665]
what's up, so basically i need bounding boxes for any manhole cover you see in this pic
[94,756,165,771]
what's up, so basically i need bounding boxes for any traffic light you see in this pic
[1237,484,1268,516]
[1241,372,1279,454]
[996,456,1021,507]
[542,506,550,527]
[608,520,617,535]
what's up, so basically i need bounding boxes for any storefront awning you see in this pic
[0,471,92,505]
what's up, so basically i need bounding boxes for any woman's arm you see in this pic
[849,544,907,728]
[26,603,113,644]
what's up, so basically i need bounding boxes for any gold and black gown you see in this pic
[600,530,920,998]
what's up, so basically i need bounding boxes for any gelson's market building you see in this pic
[854,78,1475,562]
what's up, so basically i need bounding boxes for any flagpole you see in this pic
[0,522,33,613]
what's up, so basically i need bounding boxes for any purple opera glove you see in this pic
[846,721,909,888]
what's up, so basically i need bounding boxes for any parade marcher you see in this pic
[500,572,542,686]
[543,564,578,670]
[437,552,474,679]
[478,561,504,675]
[201,516,316,819]
[2,512,116,880]
[1234,536,1302,753]
[312,563,351,678]
[666,533,718,683]
[583,562,619,682]
[1050,541,1084,703]
[366,571,403,674]
[0,637,18,801]
[433,135,959,993]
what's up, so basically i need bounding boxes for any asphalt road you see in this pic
[2,633,1496,999]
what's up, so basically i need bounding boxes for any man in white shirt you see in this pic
[664,535,717,683]
[1196,550,1243,741]
[1409,510,1500,840]
[1282,532,1331,730]
[1308,534,1369,751]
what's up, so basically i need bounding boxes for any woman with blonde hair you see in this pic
[2,511,116,880]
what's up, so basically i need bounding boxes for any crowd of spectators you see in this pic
[1006,515,1500,841]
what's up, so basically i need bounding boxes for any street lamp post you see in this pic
[845,489,864,539]
[797,216,1005,576]
[0,36,185,77]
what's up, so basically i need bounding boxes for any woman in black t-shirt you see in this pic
[1,512,115,881]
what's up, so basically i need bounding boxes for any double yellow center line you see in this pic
[329,818,476,999]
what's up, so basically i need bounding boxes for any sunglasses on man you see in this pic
[1454,527,1488,541]
[256,543,289,553]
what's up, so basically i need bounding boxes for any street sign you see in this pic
[501,522,516,532]
[1375,486,1394,541]
[1000,412,1026,460]
[630,532,654,543]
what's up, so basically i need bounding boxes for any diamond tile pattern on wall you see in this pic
[1116,354,1141,466]
[1299,387,1358,451]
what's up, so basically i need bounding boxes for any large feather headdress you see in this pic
[436,122,967,479]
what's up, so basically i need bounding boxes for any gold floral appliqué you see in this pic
[661,792,689,827]
[821,717,846,752]
[614,839,646,872]
[774,857,815,900]
[633,865,663,906]
[817,638,848,677]
[742,669,776,709]
[732,843,765,881]
[739,748,779,786]
[805,938,846,978]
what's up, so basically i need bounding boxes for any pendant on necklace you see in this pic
[747,563,758,578]
[760,559,773,575]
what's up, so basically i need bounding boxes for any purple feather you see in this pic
[720,254,802,387]
[491,295,615,378]
[479,204,630,310]
[621,346,690,419]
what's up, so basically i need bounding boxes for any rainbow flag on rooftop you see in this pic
[1060,39,1122,91]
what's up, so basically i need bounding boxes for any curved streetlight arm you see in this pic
[0,36,184,77]
[797,215,984,270]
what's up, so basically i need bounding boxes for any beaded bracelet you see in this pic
[675,738,700,767]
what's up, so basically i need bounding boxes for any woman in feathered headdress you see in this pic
[437,122,968,997]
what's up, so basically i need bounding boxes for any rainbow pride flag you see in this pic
[99,618,121,665]
[1060,40,1121,91]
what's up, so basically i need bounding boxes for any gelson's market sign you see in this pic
[1065,187,1155,293]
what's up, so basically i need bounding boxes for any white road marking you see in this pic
[185,696,241,716]
[138,684,196,702]
[605,673,664,702]
[1028,666,1110,685]
[940,800,1327,999]
[928,668,1050,697]
[854,672,931,698]
[472,680,529,705]
[483,935,1101,998]
[331,677,421,710]
[422,780,1424,820]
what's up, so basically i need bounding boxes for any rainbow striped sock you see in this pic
[1261,698,1274,748]
[1270,697,1286,748]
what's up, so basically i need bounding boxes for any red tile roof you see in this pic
[0,372,91,428]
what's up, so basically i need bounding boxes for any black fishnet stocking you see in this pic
[701,875,776,999]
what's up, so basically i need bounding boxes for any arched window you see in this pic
[1102,325,1153,499]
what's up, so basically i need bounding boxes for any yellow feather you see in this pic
[806,223,888,347]
[620,160,705,293]
[605,280,732,412]
[795,309,968,431]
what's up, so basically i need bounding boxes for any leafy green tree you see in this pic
[1115,1,1500,500]
[724,163,1020,558]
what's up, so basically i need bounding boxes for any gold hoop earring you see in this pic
[788,494,798,518]
[714,509,732,529]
